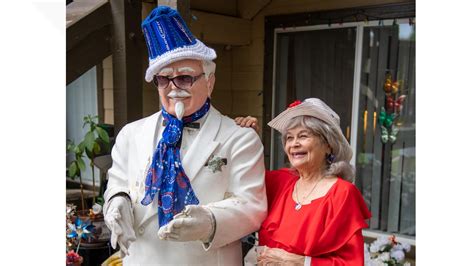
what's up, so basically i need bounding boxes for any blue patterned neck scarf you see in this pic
[141,98,211,227]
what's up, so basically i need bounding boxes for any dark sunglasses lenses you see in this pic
[153,76,171,88]
[153,75,201,89]
[174,75,194,88]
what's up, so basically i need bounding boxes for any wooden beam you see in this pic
[157,0,191,25]
[67,0,111,50]
[67,0,112,85]
[157,0,176,9]
[177,0,191,25]
[237,0,270,20]
[110,0,144,133]
[190,0,238,17]
[189,10,251,46]
[67,25,112,85]
[67,0,109,28]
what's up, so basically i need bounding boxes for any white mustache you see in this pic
[167,90,191,98]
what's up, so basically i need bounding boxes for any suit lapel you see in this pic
[181,106,221,182]
[138,108,221,228]
[134,112,162,174]
[136,112,163,228]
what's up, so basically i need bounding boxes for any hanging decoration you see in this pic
[304,7,414,28]
[378,73,407,144]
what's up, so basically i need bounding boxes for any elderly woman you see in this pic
[236,98,371,265]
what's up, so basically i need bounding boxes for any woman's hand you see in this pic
[234,116,260,133]
[257,246,305,265]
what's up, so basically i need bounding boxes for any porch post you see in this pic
[110,0,143,133]
[157,0,191,24]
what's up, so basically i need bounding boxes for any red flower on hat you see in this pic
[288,100,302,108]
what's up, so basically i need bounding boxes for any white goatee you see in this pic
[175,101,185,120]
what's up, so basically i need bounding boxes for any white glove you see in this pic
[104,195,136,258]
[157,205,215,243]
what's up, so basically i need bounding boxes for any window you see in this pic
[355,22,415,236]
[264,4,415,238]
[66,66,100,185]
[272,27,356,169]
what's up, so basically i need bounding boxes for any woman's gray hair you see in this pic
[202,60,216,79]
[281,116,355,182]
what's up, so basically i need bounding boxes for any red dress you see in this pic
[259,169,371,266]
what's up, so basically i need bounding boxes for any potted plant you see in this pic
[66,140,86,211]
[66,115,112,245]
[364,235,412,266]
[81,114,111,205]
[66,203,93,266]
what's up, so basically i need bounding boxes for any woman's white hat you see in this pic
[268,98,352,160]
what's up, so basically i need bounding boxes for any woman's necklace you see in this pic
[294,177,323,210]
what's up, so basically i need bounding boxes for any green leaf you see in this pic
[96,127,110,143]
[96,197,105,205]
[84,131,95,152]
[68,161,78,178]
[85,148,93,159]
[77,142,85,153]
[77,157,86,171]
[82,116,89,128]
[103,141,111,153]
[93,142,101,155]
[66,140,75,152]
[73,145,81,156]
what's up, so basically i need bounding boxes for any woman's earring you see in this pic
[325,153,335,165]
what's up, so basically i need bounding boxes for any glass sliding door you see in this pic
[66,67,100,185]
[270,19,415,238]
[355,21,415,236]
[272,27,356,169]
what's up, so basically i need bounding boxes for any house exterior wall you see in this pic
[231,0,413,131]
[103,55,114,124]
[103,0,413,128]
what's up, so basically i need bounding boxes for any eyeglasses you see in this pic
[152,73,205,90]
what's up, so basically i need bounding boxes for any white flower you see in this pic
[373,257,389,266]
[370,236,390,253]
[379,252,390,261]
[391,249,405,262]
[92,203,102,214]
[366,235,409,266]
[370,244,380,253]
[392,243,403,251]
[378,236,390,246]
[364,243,371,262]
[365,260,383,266]
[403,262,411,266]
[401,242,411,252]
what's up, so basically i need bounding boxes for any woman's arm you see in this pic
[235,116,260,133]
[257,246,305,265]
[257,230,364,266]
[309,230,365,266]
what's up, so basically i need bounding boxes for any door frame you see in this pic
[263,3,415,169]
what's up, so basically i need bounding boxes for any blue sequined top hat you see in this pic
[142,6,217,82]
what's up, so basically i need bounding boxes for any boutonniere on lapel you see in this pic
[205,155,227,173]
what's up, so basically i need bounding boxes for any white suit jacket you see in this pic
[104,106,267,265]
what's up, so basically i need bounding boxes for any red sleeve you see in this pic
[265,169,297,207]
[305,182,371,256]
[310,230,365,266]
